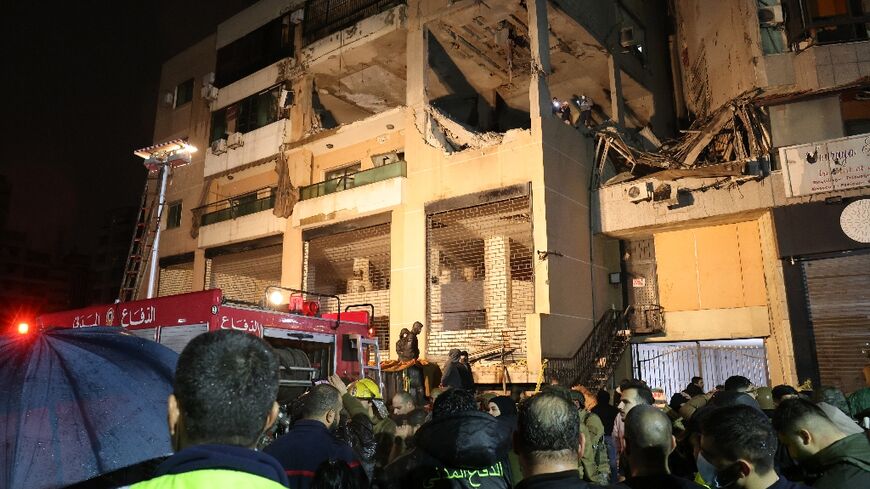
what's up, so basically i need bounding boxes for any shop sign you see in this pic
[779,133,870,197]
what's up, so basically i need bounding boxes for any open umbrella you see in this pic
[0,327,178,489]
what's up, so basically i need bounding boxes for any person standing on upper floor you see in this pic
[700,404,806,489]
[264,384,364,489]
[593,389,620,484]
[611,404,704,489]
[772,398,870,489]
[513,392,591,489]
[129,330,289,489]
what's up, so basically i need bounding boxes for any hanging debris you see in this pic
[594,89,772,187]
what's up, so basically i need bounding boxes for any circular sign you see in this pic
[211,305,219,315]
[840,199,870,243]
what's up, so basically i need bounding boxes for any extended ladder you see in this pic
[118,168,165,302]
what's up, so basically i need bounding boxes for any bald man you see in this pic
[619,405,704,489]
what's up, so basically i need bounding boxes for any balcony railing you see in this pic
[303,0,405,45]
[783,0,870,47]
[197,187,276,226]
[300,160,406,201]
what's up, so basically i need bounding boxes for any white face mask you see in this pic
[696,452,718,486]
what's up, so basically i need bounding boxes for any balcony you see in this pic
[199,188,277,226]
[300,160,406,200]
[303,0,406,45]
[293,161,407,227]
[204,118,290,177]
[195,187,285,248]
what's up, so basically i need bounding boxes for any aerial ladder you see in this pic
[118,139,197,302]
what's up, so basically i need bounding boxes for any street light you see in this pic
[132,139,197,299]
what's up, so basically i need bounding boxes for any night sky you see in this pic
[1,1,254,255]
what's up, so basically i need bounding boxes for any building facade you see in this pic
[144,0,870,393]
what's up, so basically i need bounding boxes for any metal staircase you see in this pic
[118,169,164,302]
[546,307,632,390]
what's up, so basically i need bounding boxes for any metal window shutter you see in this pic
[801,253,870,393]
[208,244,283,304]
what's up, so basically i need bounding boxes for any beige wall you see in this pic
[155,35,216,264]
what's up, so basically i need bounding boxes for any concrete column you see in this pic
[192,248,207,291]
[608,55,626,126]
[282,223,304,289]
[389,205,427,358]
[758,212,798,386]
[406,0,428,110]
[484,235,511,330]
[527,0,552,121]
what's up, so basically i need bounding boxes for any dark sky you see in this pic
[1,1,254,255]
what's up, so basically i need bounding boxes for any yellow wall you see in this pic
[655,221,766,312]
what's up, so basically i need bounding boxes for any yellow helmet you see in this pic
[350,378,382,399]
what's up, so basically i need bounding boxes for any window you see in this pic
[167,201,183,229]
[174,79,194,108]
[325,163,361,182]
[209,85,282,143]
[215,14,294,88]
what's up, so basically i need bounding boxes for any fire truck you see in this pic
[36,288,382,401]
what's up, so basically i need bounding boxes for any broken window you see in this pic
[215,14,294,88]
[210,85,282,143]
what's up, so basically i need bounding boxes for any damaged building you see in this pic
[144,0,869,394]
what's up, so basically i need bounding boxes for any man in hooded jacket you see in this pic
[441,349,466,390]
[382,388,512,489]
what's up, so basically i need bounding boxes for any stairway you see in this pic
[546,307,632,390]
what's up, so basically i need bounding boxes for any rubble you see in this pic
[594,89,772,186]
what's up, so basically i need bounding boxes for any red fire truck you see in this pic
[36,288,382,400]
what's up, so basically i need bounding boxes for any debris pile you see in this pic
[594,90,772,187]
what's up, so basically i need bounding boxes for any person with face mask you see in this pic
[699,405,804,489]
[265,384,365,489]
[129,330,289,489]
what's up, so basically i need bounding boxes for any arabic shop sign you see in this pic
[780,133,870,197]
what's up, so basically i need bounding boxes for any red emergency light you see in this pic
[17,322,29,335]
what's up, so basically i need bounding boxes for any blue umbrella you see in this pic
[0,327,178,489]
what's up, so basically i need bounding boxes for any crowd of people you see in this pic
[84,330,870,489]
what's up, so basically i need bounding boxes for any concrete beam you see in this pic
[527,0,552,122]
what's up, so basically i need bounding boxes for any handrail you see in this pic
[546,307,631,388]
[196,187,276,226]
[300,160,406,201]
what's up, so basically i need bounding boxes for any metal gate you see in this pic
[632,339,769,398]
[207,244,283,304]
[802,252,870,394]
[425,195,533,359]
[303,223,391,357]
[624,239,664,333]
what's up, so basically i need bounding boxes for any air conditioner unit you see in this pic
[202,72,215,86]
[161,91,175,106]
[200,84,219,101]
[625,181,653,203]
[290,8,304,24]
[210,139,228,155]
[371,151,401,167]
[759,5,783,26]
[227,132,244,149]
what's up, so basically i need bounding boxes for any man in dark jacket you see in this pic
[514,391,590,488]
[382,388,511,488]
[130,330,289,489]
[441,349,465,390]
[700,405,804,489]
[773,398,870,489]
[265,384,364,489]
